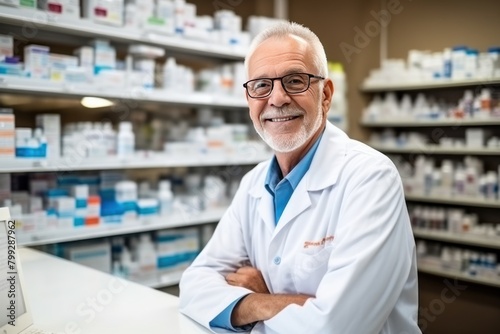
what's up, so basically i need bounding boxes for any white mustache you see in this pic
[260,107,304,121]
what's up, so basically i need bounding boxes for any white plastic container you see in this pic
[117,122,135,157]
[158,180,174,216]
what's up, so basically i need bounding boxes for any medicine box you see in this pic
[36,114,60,159]
[83,0,124,27]
[0,34,13,59]
[24,44,50,79]
[0,108,15,158]
[66,242,112,273]
[0,0,19,7]
[38,0,80,18]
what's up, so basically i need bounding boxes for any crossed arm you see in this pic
[225,266,312,327]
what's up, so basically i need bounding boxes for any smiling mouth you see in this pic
[266,116,299,122]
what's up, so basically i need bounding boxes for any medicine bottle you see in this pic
[117,121,135,157]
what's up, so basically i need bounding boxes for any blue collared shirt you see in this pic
[265,134,323,224]
[209,133,323,331]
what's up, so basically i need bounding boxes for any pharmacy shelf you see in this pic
[370,145,500,156]
[361,78,500,92]
[405,194,500,209]
[0,6,246,60]
[417,263,500,288]
[0,75,248,109]
[361,118,500,128]
[413,229,500,249]
[0,150,271,173]
[17,206,227,247]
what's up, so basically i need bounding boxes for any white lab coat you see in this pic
[179,122,421,334]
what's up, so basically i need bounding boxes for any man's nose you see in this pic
[268,80,291,108]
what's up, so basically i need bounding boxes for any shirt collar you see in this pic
[265,130,324,194]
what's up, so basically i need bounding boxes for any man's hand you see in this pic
[231,293,312,327]
[226,266,270,294]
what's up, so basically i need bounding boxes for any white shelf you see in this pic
[0,6,246,60]
[413,229,500,249]
[17,206,227,246]
[405,194,500,209]
[0,150,270,173]
[370,145,500,156]
[0,76,248,109]
[361,78,500,92]
[361,118,500,127]
[418,263,500,288]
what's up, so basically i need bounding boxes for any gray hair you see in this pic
[244,21,329,79]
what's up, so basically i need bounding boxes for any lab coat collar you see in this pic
[248,121,347,198]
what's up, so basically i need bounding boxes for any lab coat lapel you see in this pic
[258,190,276,232]
[274,179,311,234]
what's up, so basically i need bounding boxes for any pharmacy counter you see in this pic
[19,248,211,334]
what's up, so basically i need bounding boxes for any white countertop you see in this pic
[19,248,211,334]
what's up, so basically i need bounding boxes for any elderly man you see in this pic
[179,21,420,334]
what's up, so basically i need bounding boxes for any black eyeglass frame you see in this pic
[242,73,325,99]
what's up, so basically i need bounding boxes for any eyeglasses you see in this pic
[243,73,325,99]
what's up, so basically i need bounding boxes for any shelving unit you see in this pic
[361,118,500,127]
[413,229,500,250]
[0,75,248,109]
[18,206,227,247]
[360,79,500,288]
[370,145,500,156]
[0,151,270,173]
[0,6,246,60]
[0,6,262,288]
[361,78,500,93]
[417,263,500,288]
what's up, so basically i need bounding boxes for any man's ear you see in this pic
[322,78,334,114]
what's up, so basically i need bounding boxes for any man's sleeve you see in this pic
[209,295,253,332]
[179,174,256,332]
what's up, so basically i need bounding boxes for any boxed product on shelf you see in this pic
[24,44,50,79]
[65,241,112,273]
[36,114,60,159]
[82,0,124,27]
[0,108,15,158]
[38,0,80,18]
[0,34,13,59]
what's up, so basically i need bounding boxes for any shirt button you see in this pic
[273,256,281,265]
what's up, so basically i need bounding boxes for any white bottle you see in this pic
[103,122,116,156]
[117,122,135,157]
[120,246,138,280]
[163,57,177,91]
[136,234,157,279]
[158,180,174,216]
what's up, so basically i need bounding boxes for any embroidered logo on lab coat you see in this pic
[303,235,334,248]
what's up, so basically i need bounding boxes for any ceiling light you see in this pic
[80,97,114,108]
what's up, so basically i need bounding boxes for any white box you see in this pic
[0,34,14,59]
[0,0,19,7]
[37,0,80,18]
[83,0,124,27]
[66,242,111,273]
[74,46,94,68]
[36,114,60,159]
[24,44,50,79]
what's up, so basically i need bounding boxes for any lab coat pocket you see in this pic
[293,246,333,295]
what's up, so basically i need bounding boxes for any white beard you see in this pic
[256,100,324,153]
